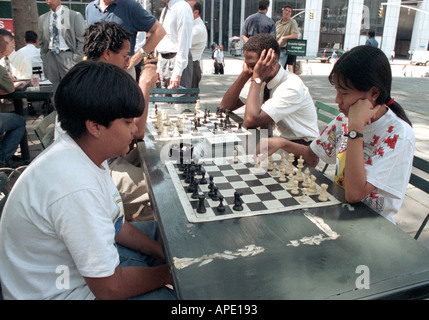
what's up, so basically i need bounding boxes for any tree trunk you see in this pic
[11,0,39,50]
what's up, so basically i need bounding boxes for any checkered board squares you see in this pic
[148,111,251,142]
[166,156,341,223]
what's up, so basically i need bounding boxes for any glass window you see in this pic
[319,0,348,49]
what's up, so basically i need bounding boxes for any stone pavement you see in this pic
[22,51,429,249]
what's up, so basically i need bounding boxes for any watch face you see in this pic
[349,131,357,138]
[254,78,261,84]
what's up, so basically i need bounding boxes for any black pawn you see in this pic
[199,169,207,184]
[233,191,243,211]
[191,180,200,199]
[197,194,206,213]
[217,195,225,213]
[212,186,219,201]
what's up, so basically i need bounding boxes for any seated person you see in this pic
[17,30,45,80]
[220,33,318,145]
[255,45,415,224]
[57,21,157,221]
[0,61,176,300]
[0,35,26,167]
[0,29,32,80]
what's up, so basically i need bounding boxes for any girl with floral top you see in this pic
[256,45,415,223]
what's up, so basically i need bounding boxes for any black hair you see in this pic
[193,1,202,14]
[55,61,144,138]
[328,45,412,126]
[83,21,132,60]
[0,29,14,39]
[24,30,38,43]
[259,0,270,11]
[368,30,375,38]
[243,33,280,57]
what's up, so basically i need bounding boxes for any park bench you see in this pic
[315,101,340,174]
[149,88,200,104]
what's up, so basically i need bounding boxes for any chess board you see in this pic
[147,110,251,142]
[166,155,341,223]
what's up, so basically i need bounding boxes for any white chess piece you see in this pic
[286,173,294,188]
[299,188,308,202]
[279,168,286,182]
[308,175,317,193]
[291,180,299,195]
[318,183,328,201]
[160,126,169,138]
[302,168,310,187]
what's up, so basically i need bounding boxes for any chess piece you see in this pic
[302,168,310,188]
[233,191,243,211]
[233,149,238,163]
[191,180,200,199]
[299,188,308,202]
[295,156,304,181]
[308,175,317,193]
[172,125,180,137]
[291,180,299,195]
[197,194,206,213]
[199,169,207,184]
[279,168,286,182]
[271,163,277,175]
[268,156,273,171]
[160,126,169,138]
[279,152,286,170]
[212,186,219,201]
[286,173,294,188]
[318,183,328,202]
[217,195,225,213]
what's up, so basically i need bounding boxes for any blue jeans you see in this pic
[0,113,26,163]
[117,221,177,300]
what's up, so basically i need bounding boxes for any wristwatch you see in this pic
[252,77,262,84]
[345,130,363,139]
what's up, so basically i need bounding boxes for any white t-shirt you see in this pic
[0,133,124,299]
[310,108,415,223]
[239,67,319,142]
[190,17,208,62]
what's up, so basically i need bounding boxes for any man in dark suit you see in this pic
[38,0,85,92]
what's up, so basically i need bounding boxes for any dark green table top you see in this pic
[138,107,429,300]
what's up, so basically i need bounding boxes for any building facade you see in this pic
[0,0,428,58]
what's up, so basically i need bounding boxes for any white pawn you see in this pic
[271,162,277,175]
[291,180,299,195]
[286,173,294,188]
[160,126,169,138]
[279,168,287,182]
[302,168,310,188]
[318,184,328,202]
[308,175,317,193]
[299,188,308,202]
[172,125,180,137]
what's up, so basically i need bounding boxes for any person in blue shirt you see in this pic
[242,0,276,43]
[365,31,379,48]
[85,0,166,74]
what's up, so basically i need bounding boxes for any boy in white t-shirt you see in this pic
[0,62,176,300]
[255,45,415,224]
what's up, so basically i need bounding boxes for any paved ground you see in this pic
[22,50,429,249]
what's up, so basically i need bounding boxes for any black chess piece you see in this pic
[191,180,200,199]
[197,194,206,213]
[217,195,225,213]
[233,191,243,211]
[212,186,219,201]
[199,169,207,184]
